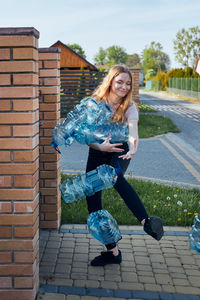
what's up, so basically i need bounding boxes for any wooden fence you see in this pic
[60,70,106,117]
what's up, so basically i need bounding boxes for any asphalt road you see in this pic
[61,91,200,189]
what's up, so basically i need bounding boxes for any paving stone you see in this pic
[104,274,121,281]
[72,262,88,269]
[37,292,65,300]
[88,266,104,274]
[173,278,190,286]
[40,265,55,273]
[88,274,104,281]
[73,254,88,262]
[55,264,71,274]
[170,272,187,279]
[71,273,87,280]
[74,247,89,254]
[149,254,165,263]
[138,275,156,284]
[71,267,87,274]
[121,260,136,267]
[118,281,144,290]
[121,266,136,272]
[161,284,176,293]
[152,268,169,274]
[81,296,99,300]
[180,255,196,265]
[152,262,168,269]
[168,266,185,273]
[66,295,80,300]
[185,269,200,276]
[42,254,58,261]
[46,242,61,249]
[135,256,150,265]
[136,264,152,271]
[188,276,200,287]
[45,247,60,254]
[155,274,173,285]
[144,283,162,292]
[137,271,154,277]
[165,257,182,267]
[175,285,200,295]
[121,271,138,282]
[47,278,73,286]
[101,280,118,289]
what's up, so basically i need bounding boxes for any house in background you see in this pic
[194,55,200,74]
[51,40,98,71]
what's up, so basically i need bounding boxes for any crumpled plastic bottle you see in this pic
[189,210,200,253]
[51,97,128,151]
[87,209,122,245]
[60,164,122,203]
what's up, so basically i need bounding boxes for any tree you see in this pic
[141,41,170,75]
[94,47,107,65]
[173,26,200,67]
[106,46,127,65]
[66,43,86,59]
[126,53,141,68]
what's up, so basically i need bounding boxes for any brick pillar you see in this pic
[39,48,61,229]
[0,28,39,300]
[130,68,140,105]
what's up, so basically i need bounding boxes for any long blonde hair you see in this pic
[92,65,133,122]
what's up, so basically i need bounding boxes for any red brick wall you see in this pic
[39,48,61,229]
[130,68,140,105]
[0,27,40,300]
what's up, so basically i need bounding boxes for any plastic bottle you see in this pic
[51,97,129,150]
[189,210,200,253]
[60,164,119,203]
[87,209,122,245]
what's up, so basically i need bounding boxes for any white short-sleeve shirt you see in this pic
[125,102,139,121]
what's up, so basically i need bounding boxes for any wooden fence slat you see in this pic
[60,69,106,117]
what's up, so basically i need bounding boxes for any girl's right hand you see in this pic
[100,134,124,153]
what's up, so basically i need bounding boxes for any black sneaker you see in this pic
[144,216,164,241]
[91,250,122,266]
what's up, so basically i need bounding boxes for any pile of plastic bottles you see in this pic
[189,209,200,253]
[52,97,129,149]
[60,164,118,203]
[87,209,122,245]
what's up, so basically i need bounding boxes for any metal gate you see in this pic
[60,70,106,117]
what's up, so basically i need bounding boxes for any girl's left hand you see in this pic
[119,150,135,160]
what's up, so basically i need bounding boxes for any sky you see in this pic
[1,0,200,69]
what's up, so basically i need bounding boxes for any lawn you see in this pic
[61,176,200,227]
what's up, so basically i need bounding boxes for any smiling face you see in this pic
[110,72,132,100]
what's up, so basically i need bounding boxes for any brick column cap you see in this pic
[0,27,39,38]
[39,47,61,53]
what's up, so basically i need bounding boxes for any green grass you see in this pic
[138,114,180,138]
[61,176,200,226]
[139,103,157,113]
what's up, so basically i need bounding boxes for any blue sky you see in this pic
[1,0,200,68]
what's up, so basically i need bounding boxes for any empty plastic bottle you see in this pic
[60,164,121,203]
[51,97,129,151]
[189,210,200,253]
[87,209,122,245]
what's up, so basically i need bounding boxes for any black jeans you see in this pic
[86,143,149,249]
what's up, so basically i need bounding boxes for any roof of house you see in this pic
[51,40,98,71]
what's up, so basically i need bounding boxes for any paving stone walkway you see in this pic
[37,225,200,300]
